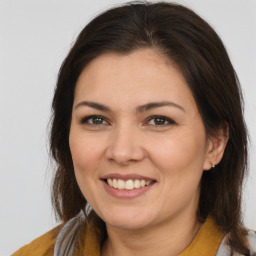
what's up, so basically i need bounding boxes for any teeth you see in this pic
[117,179,125,189]
[106,178,153,190]
[125,179,134,190]
[134,179,140,188]
[113,179,118,189]
[107,178,113,186]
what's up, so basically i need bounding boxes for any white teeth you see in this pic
[107,178,113,186]
[125,179,134,190]
[106,178,153,190]
[134,179,140,189]
[113,179,118,189]
[117,179,125,189]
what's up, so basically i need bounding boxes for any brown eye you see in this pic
[92,117,104,124]
[80,115,108,125]
[154,117,166,125]
[147,116,175,126]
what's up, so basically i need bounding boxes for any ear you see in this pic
[203,123,229,171]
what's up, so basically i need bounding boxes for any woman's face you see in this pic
[69,49,214,230]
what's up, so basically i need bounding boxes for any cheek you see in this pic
[69,132,104,203]
[69,132,104,171]
[149,133,206,207]
[149,133,206,173]
[147,130,207,202]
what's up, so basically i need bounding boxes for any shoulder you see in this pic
[11,224,63,256]
[217,229,256,256]
[247,230,256,254]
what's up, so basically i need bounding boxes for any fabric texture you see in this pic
[216,230,256,256]
[53,210,86,256]
[11,224,63,256]
[180,216,223,256]
[12,211,256,256]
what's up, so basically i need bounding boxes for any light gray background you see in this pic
[0,0,255,255]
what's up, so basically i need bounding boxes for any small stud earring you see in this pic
[212,163,215,168]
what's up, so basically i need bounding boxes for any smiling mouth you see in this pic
[103,178,155,190]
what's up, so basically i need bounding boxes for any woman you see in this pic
[12,1,256,256]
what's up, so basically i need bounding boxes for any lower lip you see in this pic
[102,181,155,199]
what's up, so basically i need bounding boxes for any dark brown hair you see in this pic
[50,1,249,254]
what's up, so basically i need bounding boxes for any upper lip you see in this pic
[101,173,156,181]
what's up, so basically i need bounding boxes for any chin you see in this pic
[107,218,149,230]
[101,209,154,230]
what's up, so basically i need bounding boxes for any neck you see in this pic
[101,213,201,256]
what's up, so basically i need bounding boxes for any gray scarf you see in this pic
[53,210,85,256]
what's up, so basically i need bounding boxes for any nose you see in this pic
[105,125,146,165]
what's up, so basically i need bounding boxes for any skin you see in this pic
[69,48,227,256]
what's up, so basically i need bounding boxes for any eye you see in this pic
[147,116,175,126]
[80,115,109,125]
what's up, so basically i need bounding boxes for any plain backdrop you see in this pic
[0,0,255,255]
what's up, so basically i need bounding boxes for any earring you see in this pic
[212,163,215,168]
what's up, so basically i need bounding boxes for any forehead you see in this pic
[74,49,196,111]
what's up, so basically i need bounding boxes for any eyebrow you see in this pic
[136,101,185,113]
[74,101,185,113]
[75,101,111,112]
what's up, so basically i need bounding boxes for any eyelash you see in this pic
[80,115,176,127]
[80,115,109,125]
[146,115,176,126]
